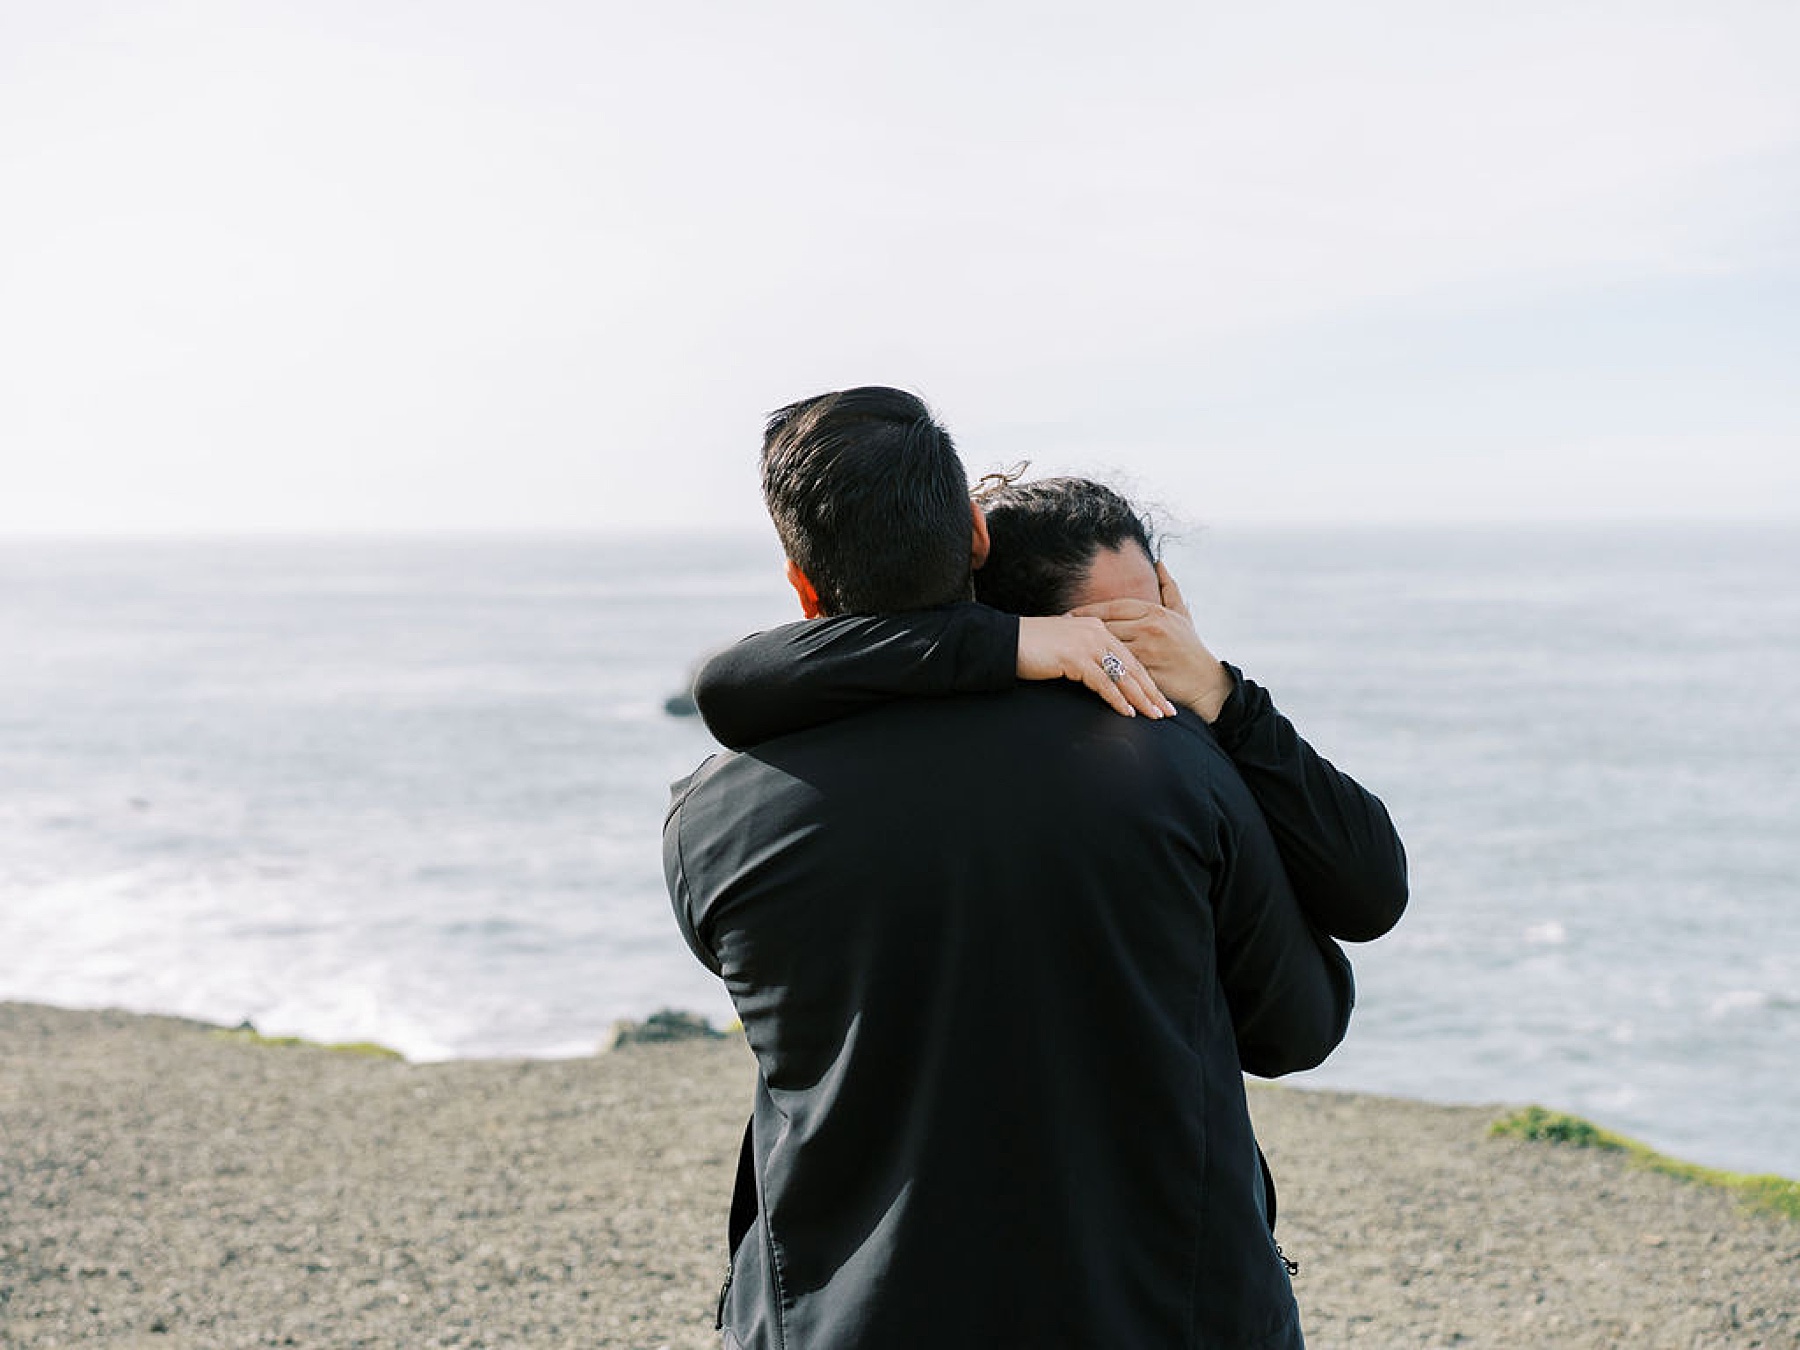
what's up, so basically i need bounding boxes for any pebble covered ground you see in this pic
[2,1002,1796,1348]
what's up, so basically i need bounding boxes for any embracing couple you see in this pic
[663,387,1407,1350]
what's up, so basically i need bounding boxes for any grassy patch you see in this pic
[1490,1105,1800,1223]
[212,1027,404,1061]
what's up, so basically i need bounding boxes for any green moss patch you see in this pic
[1490,1106,1800,1223]
[211,1027,404,1061]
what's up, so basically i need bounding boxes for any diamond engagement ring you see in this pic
[1100,651,1126,682]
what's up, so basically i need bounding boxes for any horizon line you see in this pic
[1,512,1796,544]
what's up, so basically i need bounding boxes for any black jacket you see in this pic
[666,665,1356,1347]
[692,605,1410,1247]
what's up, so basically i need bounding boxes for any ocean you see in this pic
[2,524,1795,1181]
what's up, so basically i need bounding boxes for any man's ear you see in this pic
[785,559,825,618]
[969,501,991,571]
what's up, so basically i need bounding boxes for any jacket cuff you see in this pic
[1205,662,1266,750]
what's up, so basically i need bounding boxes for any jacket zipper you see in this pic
[715,1259,734,1329]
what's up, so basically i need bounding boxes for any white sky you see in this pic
[2,0,1796,533]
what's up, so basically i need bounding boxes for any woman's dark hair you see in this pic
[972,474,1157,616]
[761,387,971,614]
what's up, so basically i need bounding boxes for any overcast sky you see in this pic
[3,1,1796,534]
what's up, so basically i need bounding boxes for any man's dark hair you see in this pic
[972,475,1157,616]
[760,387,972,614]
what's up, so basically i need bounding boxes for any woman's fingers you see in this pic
[1155,561,1191,618]
[1091,642,1177,719]
[1016,616,1178,718]
[1069,598,1154,623]
[1071,605,1172,658]
[1063,634,1173,719]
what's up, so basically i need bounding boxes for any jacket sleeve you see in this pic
[663,760,724,975]
[1209,664,1409,942]
[1203,771,1358,1078]
[694,604,1020,749]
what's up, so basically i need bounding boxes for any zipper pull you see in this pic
[716,1261,734,1329]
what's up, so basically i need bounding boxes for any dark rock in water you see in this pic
[605,1008,726,1051]
[666,644,739,718]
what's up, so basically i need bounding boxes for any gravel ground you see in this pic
[2,1001,1795,1348]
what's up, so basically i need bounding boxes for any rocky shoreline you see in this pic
[2,1001,1795,1348]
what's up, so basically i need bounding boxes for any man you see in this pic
[664,387,1354,1349]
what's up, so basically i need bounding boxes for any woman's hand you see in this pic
[1016,616,1178,719]
[1071,562,1234,722]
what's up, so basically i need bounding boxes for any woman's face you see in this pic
[1067,543,1160,610]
